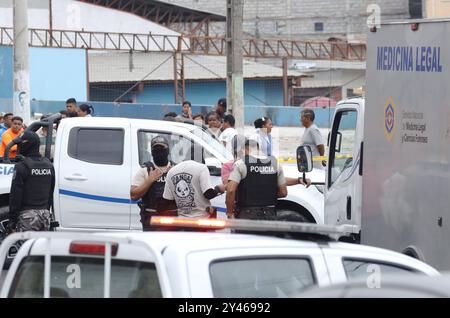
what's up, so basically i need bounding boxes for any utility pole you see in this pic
[282,57,289,106]
[226,0,244,131]
[49,0,53,46]
[13,0,31,123]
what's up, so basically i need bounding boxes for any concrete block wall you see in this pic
[163,0,411,39]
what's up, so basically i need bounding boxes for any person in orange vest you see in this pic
[0,116,24,159]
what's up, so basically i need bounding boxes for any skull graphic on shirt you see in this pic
[176,179,190,198]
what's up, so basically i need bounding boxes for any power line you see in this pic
[113,54,173,103]
[184,55,223,79]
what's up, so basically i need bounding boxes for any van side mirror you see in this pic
[205,157,222,177]
[296,146,313,173]
[208,165,222,177]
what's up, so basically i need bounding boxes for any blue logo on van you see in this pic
[384,97,396,141]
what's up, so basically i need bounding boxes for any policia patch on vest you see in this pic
[30,168,52,176]
[248,165,276,174]
[236,155,278,210]
[21,157,54,211]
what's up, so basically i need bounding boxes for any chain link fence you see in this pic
[87,51,304,108]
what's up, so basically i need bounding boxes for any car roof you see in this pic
[24,231,432,257]
[326,241,415,259]
[325,241,440,271]
[25,231,321,256]
[297,273,450,298]
[22,231,438,274]
[337,97,364,105]
[92,231,322,253]
[61,117,196,133]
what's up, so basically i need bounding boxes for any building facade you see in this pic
[163,0,412,41]
[424,0,450,17]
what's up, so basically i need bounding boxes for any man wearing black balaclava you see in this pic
[130,135,174,231]
[8,131,55,232]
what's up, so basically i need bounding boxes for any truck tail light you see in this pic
[151,216,227,229]
[411,23,419,31]
[69,242,118,256]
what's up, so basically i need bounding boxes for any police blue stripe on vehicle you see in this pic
[59,189,136,204]
[59,189,227,212]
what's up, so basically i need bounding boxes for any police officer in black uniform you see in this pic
[226,138,288,220]
[130,136,174,231]
[8,131,55,232]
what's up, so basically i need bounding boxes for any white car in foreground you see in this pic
[0,219,439,298]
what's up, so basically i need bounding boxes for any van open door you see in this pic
[324,100,364,238]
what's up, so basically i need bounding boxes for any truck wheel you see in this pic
[276,209,311,223]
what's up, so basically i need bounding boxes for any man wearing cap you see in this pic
[226,138,287,221]
[215,98,227,122]
[130,136,173,231]
[8,131,55,232]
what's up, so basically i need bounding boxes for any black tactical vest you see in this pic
[236,155,278,208]
[141,162,168,211]
[21,157,53,210]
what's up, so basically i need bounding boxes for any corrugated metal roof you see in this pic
[78,0,226,22]
[294,60,366,70]
[89,52,305,83]
[299,79,348,88]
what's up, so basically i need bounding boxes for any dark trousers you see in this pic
[15,209,51,232]
[236,206,276,220]
[234,206,276,235]
[140,210,177,231]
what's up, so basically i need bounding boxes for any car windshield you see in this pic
[191,127,233,161]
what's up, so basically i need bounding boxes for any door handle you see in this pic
[346,196,352,220]
[64,174,88,181]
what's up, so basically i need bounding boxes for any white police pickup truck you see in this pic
[0,219,439,298]
[0,115,324,235]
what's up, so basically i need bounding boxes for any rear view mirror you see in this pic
[205,157,222,177]
[296,146,313,173]
[208,165,222,177]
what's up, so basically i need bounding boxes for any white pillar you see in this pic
[13,0,31,123]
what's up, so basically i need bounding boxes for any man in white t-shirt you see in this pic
[300,109,325,169]
[218,114,237,153]
[158,145,225,218]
